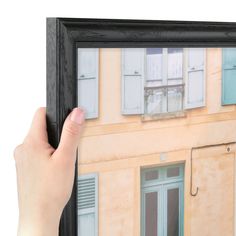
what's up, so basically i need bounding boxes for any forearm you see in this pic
[17,211,60,236]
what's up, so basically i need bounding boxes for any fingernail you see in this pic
[70,108,85,124]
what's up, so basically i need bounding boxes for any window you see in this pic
[77,173,98,236]
[141,164,184,236]
[77,48,99,119]
[145,48,184,114]
[222,48,236,105]
[122,48,205,117]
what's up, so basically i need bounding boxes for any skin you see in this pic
[14,107,85,236]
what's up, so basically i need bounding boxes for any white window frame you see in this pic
[144,48,185,116]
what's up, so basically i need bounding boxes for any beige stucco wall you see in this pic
[78,48,236,236]
[190,146,235,236]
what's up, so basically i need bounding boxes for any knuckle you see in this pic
[65,122,80,136]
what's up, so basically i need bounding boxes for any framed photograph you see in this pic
[46,18,236,236]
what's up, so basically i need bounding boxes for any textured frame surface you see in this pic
[46,17,236,236]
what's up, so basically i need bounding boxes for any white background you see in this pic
[0,0,236,234]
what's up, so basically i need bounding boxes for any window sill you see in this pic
[141,111,187,122]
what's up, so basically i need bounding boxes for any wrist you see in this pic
[17,209,61,236]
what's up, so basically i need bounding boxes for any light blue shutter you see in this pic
[121,48,145,114]
[185,48,205,109]
[77,174,98,236]
[77,48,99,119]
[222,48,236,105]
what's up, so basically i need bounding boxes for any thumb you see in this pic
[55,108,85,161]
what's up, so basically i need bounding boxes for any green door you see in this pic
[142,187,162,236]
[141,164,184,236]
[163,182,184,236]
[222,48,236,105]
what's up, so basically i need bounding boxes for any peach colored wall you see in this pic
[78,48,236,236]
[190,146,235,236]
[99,168,135,235]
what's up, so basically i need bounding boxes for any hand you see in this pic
[14,107,85,236]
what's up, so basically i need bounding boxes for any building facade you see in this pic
[77,48,236,236]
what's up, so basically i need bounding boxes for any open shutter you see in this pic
[77,48,99,119]
[185,48,205,109]
[121,48,145,114]
[77,174,98,236]
[222,48,236,105]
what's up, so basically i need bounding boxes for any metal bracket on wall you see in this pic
[190,141,236,197]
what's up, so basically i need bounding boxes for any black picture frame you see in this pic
[46,17,236,236]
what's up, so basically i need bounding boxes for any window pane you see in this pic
[147,48,163,55]
[167,167,180,178]
[145,89,165,114]
[167,188,179,236]
[168,49,183,79]
[145,170,159,181]
[168,48,183,54]
[145,192,158,236]
[146,48,163,82]
[167,87,183,112]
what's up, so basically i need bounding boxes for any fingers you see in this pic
[54,108,85,163]
[25,107,48,143]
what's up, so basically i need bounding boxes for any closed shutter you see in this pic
[185,48,205,109]
[77,174,98,236]
[222,48,236,105]
[121,48,145,114]
[77,48,99,119]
